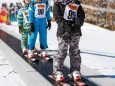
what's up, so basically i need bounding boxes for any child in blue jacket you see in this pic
[28,0,51,58]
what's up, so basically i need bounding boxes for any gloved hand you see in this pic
[30,23,34,32]
[47,20,51,30]
[19,26,23,34]
[72,18,84,28]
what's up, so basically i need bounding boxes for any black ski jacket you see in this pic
[53,0,85,37]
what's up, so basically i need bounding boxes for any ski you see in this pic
[68,74,86,86]
[48,74,70,86]
[38,53,53,62]
[23,52,39,64]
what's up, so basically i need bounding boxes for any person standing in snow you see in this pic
[9,3,16,22]
[17,0,31,54]
[28,0,51,58]
[52,0,85,82]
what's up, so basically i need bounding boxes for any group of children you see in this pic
[17,0,51,58]
[17,0,85,82]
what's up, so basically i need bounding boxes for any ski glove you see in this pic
[72,18,84,28]
[47,20,51,30]
[19,26,23,34]
[30,23,34,32]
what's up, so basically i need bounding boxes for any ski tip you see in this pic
[48,74,54,78]
[77,82,85,86]
[62,83,70,86]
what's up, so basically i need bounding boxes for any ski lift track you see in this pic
[0,29,100,86]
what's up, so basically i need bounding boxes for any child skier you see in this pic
[9,3,15,22]
[28,0,51,58]
[52,0,85,82]
[17,0,30,54]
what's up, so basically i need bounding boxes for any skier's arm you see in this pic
[28,1,35,23]
[74,5,85,27]
[17,9,23,33]
[17,9,23,27]
[46,1,51,30]
[53,2,64,24]
[46,1,51,21]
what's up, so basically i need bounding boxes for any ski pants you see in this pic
[10,14,15,22]
[28,19,48,50]
[21,32,28,49]
[53,34,81,73]
[21,26,30,49]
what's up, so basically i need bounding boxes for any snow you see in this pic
[3,21,115,73]
[79,23,115,76]
[0,0,115,84]
[0,0,23,4]
[1,20,115,85]
[80,23,115,55]
[0,51,27,86]
[47,22,115,76]
[32,20,115,76]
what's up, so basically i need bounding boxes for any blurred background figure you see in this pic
[0,7,5,23]
[15,3,19,20]
[15,2,22,20]
[0,3,10,25]
[9,3,16,22]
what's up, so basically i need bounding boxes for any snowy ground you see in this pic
[47,22,115,77]
[0,50,27,86]
[80,23,115,75]
[0,21,115,85]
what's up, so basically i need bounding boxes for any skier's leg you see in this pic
[69,35,81,72]
[53,38,68,81]
[69,35,81,80]
[28,26,38,58]
[28,27,38,50]
[21,26,31,54]
[13,14,15,21]
[11,14,13,22]
[39,21,48,58]
[10,15,12,22]
[39,21,48,49]
[53,38,68,73]
[21,32,28,54]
